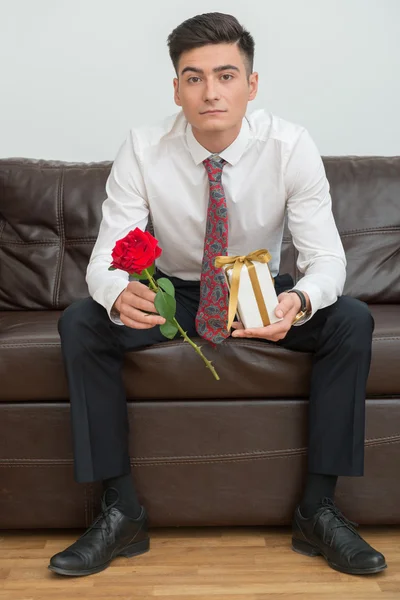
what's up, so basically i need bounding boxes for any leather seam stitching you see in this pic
[340,227,400,237]
[1,337,400,350]
[0,170,8,240]
[0,344,62,348]
[1,436,399,467]
[52,168,65,308]
[0,162,111,170]
[0,239,97,246]
[0,170,11,243]
[113,337,400,352]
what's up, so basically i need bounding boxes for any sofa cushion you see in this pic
[0,305,398,401]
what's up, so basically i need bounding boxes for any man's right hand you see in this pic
[112,281,166,329]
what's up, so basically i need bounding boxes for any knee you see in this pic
[332,296,374,343]
[58,297,106,340]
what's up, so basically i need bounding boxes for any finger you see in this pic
[232,326,268,338]
[123,287,158,313]
[232,329,287,341]
[120,314,158,329]
[232,321,290,339]
[127,281,157,303]
[275,297,293,318]
[129,294,159,314]
[230,321,244,330]
[121,305,166,326]
[275,293,298,319]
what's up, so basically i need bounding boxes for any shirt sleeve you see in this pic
[86,130,149,323]
[284,128,347,323]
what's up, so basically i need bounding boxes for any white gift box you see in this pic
[225,259,283,329]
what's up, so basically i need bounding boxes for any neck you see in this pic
[191,122,242,154]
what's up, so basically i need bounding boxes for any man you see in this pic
[49,12,387,577]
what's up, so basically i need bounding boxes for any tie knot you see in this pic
[203,155,226,183]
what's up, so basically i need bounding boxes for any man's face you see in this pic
[173,43,258,135]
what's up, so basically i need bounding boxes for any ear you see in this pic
[248,72,259,102]
[173,78,182,107]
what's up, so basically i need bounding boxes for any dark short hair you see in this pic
[167,12,255,78]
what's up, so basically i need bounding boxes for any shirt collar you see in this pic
[185,116,251,166]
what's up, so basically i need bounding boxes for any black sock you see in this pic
[300,473,338,518]
[103,473,142,519]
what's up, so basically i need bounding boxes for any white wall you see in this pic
[1,0,399,161]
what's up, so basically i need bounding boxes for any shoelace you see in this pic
[320,497,359,535]
[86,489,119,537]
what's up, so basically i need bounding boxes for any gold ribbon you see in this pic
[215,249,273,331]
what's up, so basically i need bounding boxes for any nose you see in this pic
[203,78,220,103]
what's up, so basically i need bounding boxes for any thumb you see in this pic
[275,293,296,319]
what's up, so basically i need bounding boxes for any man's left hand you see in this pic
[231,291,307,342]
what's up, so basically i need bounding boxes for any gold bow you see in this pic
[214,249,273,331]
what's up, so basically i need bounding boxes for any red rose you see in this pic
[111,228,162,275]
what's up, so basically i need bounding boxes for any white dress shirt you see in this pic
[86,109,346,324]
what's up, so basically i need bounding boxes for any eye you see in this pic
[188,76,201,83]
[221,74,233,81]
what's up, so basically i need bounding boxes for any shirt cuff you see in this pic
[93,279,128,325]
[290,279,322,326]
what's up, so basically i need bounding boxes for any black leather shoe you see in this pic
[48,490,149,576]
[292,498,387,575]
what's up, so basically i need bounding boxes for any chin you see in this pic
[197,121,232,133]
[204,123,226,131]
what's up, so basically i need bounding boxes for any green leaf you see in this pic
[160,320,178,339]
[157,277,175,297]
[154,290,176,321]
[108,266,117,271]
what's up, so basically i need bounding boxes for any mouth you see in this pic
[200,110,227,115]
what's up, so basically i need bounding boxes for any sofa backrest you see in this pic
[0,156,399,310]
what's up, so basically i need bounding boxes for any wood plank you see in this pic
[0,526,398,599]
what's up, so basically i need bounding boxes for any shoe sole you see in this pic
[48,538,150,577]
[292,537,387,575]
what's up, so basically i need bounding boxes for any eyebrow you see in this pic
[180,64,240,76]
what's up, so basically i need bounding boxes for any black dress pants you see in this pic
[58,273,374,483]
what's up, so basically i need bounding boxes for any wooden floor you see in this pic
[0,526,399,599]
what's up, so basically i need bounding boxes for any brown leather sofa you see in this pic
[0,156,399,530]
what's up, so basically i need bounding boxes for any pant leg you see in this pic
[275,292,374,477]
[58,277,200,483]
